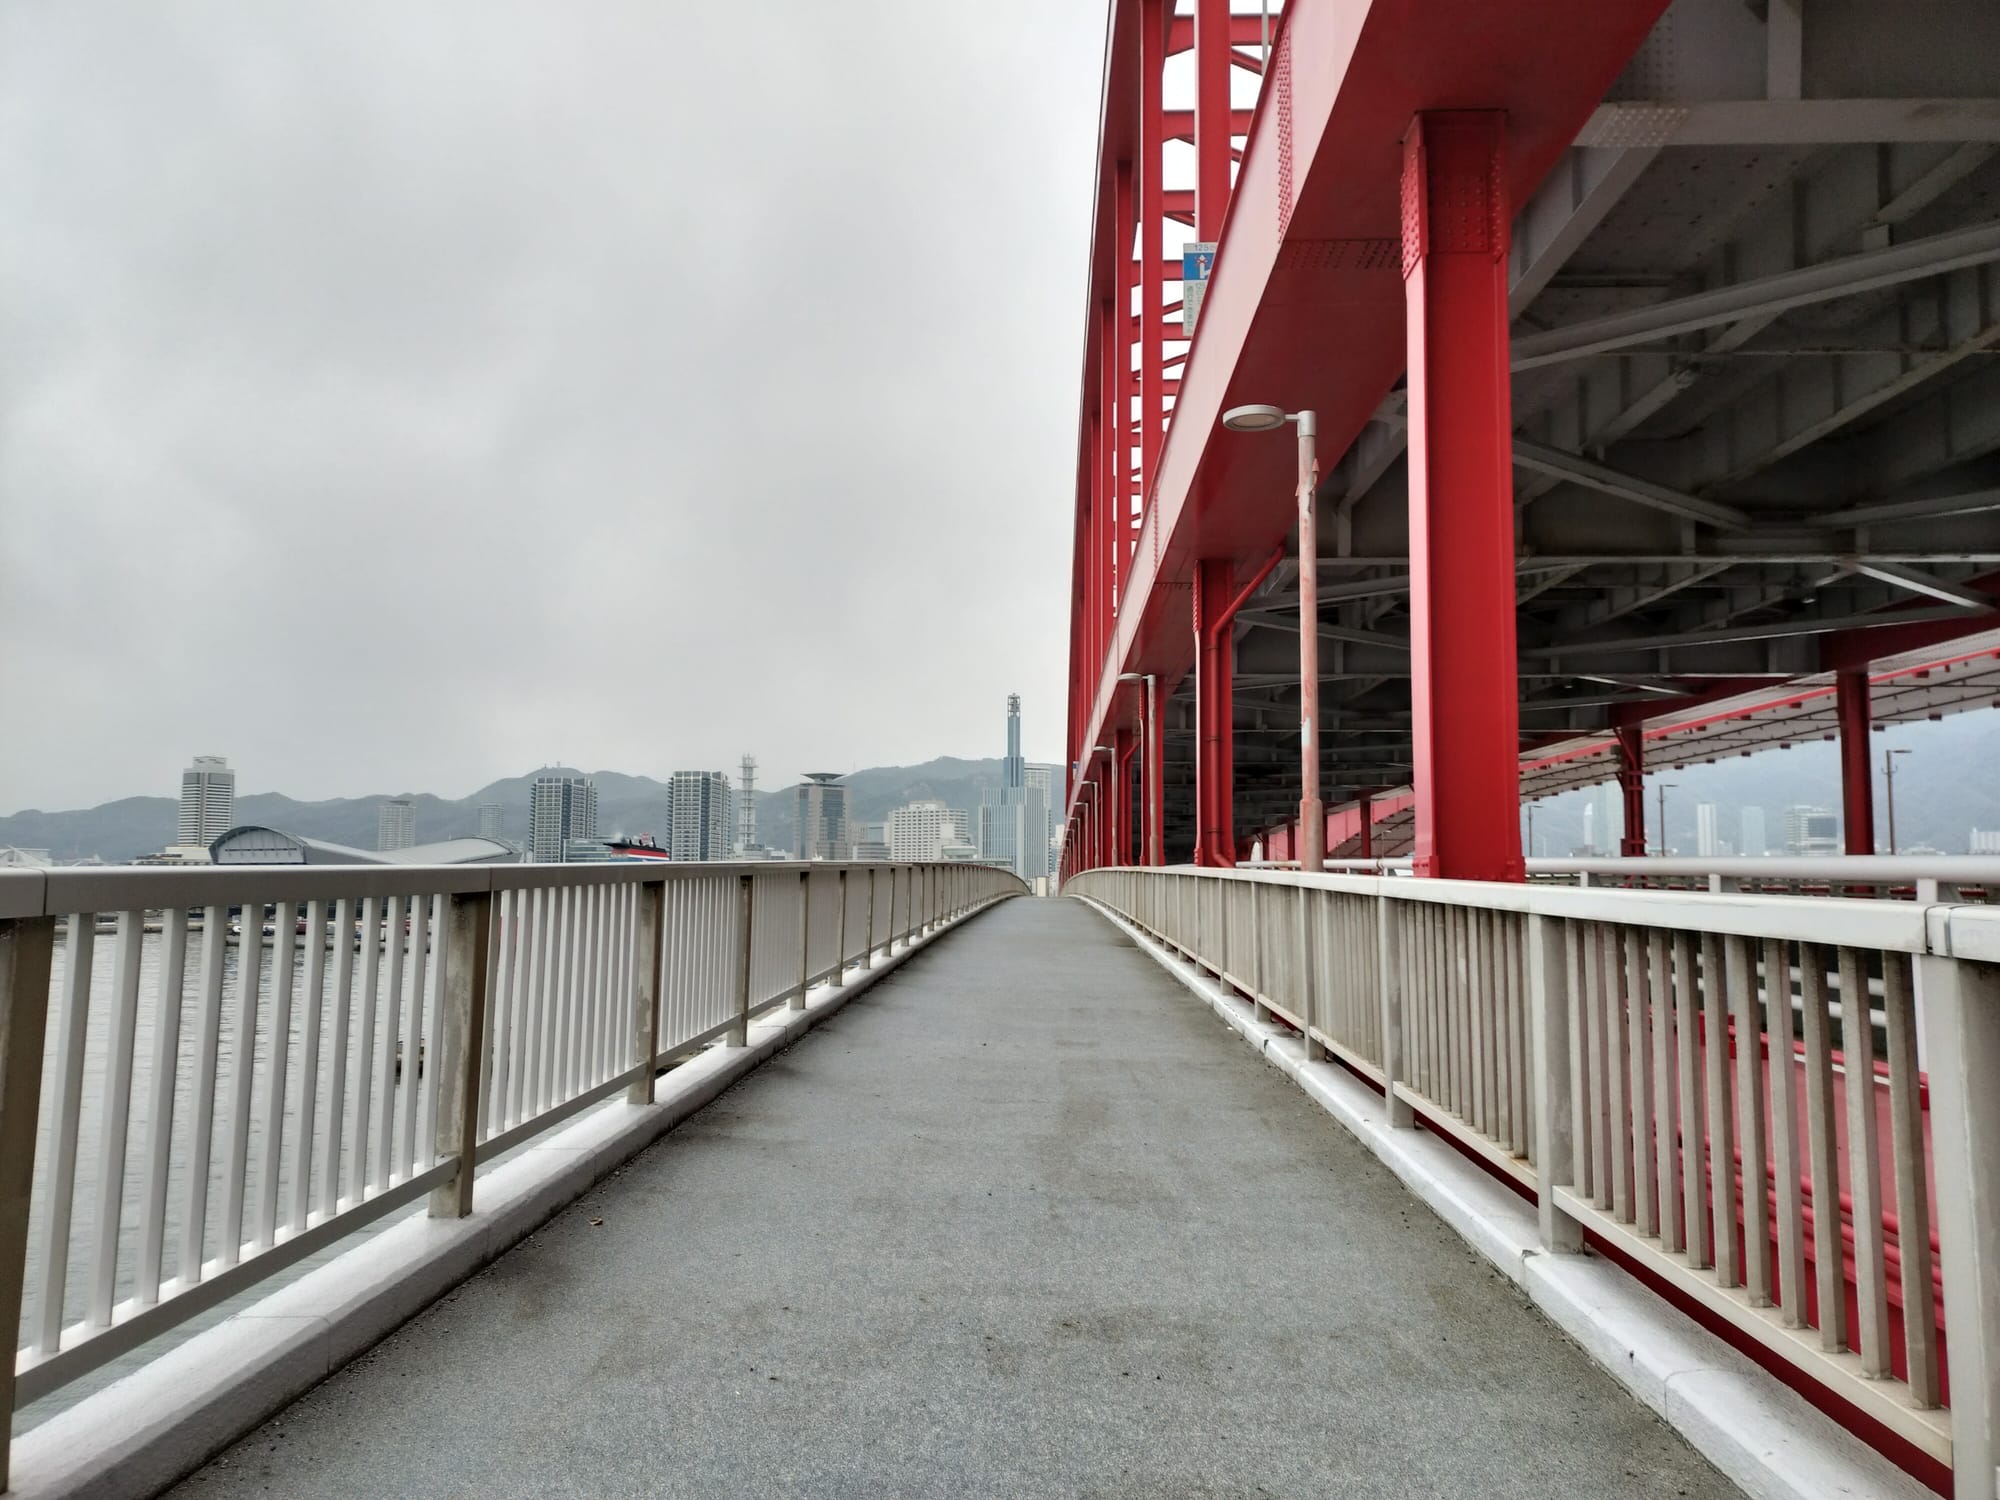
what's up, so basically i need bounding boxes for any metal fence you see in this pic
[1245,854,2000,903]
[0,860,1022,1485]
[1068,864,2000,1500]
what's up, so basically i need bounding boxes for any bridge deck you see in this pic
[169,898,1733,1498]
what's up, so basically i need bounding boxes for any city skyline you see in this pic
[0,3,1098,815]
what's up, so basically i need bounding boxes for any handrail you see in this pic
[0,860,1026,1486]
[1066,864,2000,1492]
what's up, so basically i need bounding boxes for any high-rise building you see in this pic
[851,821,891,860]
[477,803,505,840]
[1579,781,1622,856]
[529,774,598,863]
[668,771,735,861]
[1784,804,1840,856]
[737,754,758,853]
[1023,764,1059,854]
[1972,829,2000,855]
[793,773,850,860]
[1695,803,1720,858]
[979,695,1050,882]
[1741,807,1768,857]
[889,800,957,861]
[177,756,236,848]
[377,797,416,852]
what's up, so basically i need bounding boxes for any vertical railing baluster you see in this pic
[220,901,266,1266]
[1651,931,1678,1251]
[1767,938,1807,1326]
[256,901,297,1248]
[140,905,190,1295]
[1883,952,1937,1406]
[87,911,144,1324]
[320,895,356,1218]
[35,912,96,1349]
[347,895,381,1204]
[1722,935,1758,1298]
[729,874,754,1047]
[1529,912,1581,1252]
[1798,942,1846,1352]
[0,912,57,1495]
[794,870,811,1010]
[629,879,666,1104]
[378,895,406,1179]
[1605,925,1632,1223]
[289,899,328,1234]
[1704,936,1736,1288]
[179,905,228,1290]
[1839,946,1889,1375]
[1564,919,1591,1201]
[1683,933,1717,1272]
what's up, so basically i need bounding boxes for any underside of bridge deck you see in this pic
[168,900,1731,1499]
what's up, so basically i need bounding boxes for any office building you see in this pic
[851,821,891,861]
[737,755,758,853]
[668,771,735,861]
[889,801,961,861]
[793,773,851,860]
[1579,781,1622,857]
[1973,829,2000,855]
[477,803,505,841]
[529,774,598,863]
[1784,804,1840,856]
[1741,807,1768,857]
[177,755,236,847]
[1024,764,1059,853]
[377,797,416,852]
[1695,803,1719,859]
[979,695,1050,882]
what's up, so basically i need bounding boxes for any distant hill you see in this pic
[0,757,1021,863]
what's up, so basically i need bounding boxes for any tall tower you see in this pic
[738,754,758,852]
[178,755,236,848]
[1003,693,1024,791]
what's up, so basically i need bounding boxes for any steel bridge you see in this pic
[1059,0,2000,878]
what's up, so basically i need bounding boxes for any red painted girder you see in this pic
[1163,107,1256,142]
[1167,13,1276,53]
[1068,0,1670,829]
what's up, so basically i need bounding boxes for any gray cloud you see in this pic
[0,2,1103,810]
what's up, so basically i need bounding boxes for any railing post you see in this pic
[0,913,56,1493]
[1921,949,2000,1500]
[1377,895,1414,1127]
[627,879,666,1105]
[430,890,492,1220]
[793,870,811,1010]
[866,867,879,964]
[1300,886,1328,1062]
[1528,912,1584,1253]
[832,869,849,988]
[729,874,754,1046]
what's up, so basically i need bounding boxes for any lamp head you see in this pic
[1222,403,1289,433]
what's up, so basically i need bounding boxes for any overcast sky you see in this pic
[0,3,1105,811]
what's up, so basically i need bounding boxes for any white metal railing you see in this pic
[1068,865,2000,1500]
[0,859,1022,1485]
[1240,854,2000,903]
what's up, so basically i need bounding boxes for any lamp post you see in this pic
[1221,403,1322,871]
[1883,747,1912,854]
[1654,781,1677,857]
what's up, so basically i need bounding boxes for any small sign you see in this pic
[1182,242,1216,338]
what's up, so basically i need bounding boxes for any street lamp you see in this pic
[1883,747,1913,854]
[1221,403,1322,871]
[1655,781,1677,856]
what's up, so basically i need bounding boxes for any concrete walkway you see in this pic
[169,898,1735,1499]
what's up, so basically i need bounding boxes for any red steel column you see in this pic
[1143,674,1165,864]
[1193,559,1236,867]
[1615,722,1647,857]
[1194,0,1232,237]
[1402,112,1523,883]
[1837,668,1876,854]
[1116,731,1139,865]
[1358,789,1375,859]
[1114,161,1136,579]
[1139,0,1166,495]
[1099,299,1120,679]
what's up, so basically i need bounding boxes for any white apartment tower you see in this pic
[669,771,735,861]
[477,803,505,841]
[529,774,598,863]
[377,797,417,852]
[1695,802,1720,858]
[888,801,953,861]
[177,756,236,848]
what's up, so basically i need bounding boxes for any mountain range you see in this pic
[1,758,1027,863]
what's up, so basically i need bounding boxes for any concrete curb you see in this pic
[1076,896,1930,1500]
[9,896,1019,1500]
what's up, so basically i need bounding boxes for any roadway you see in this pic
[167,897,1736,1498]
